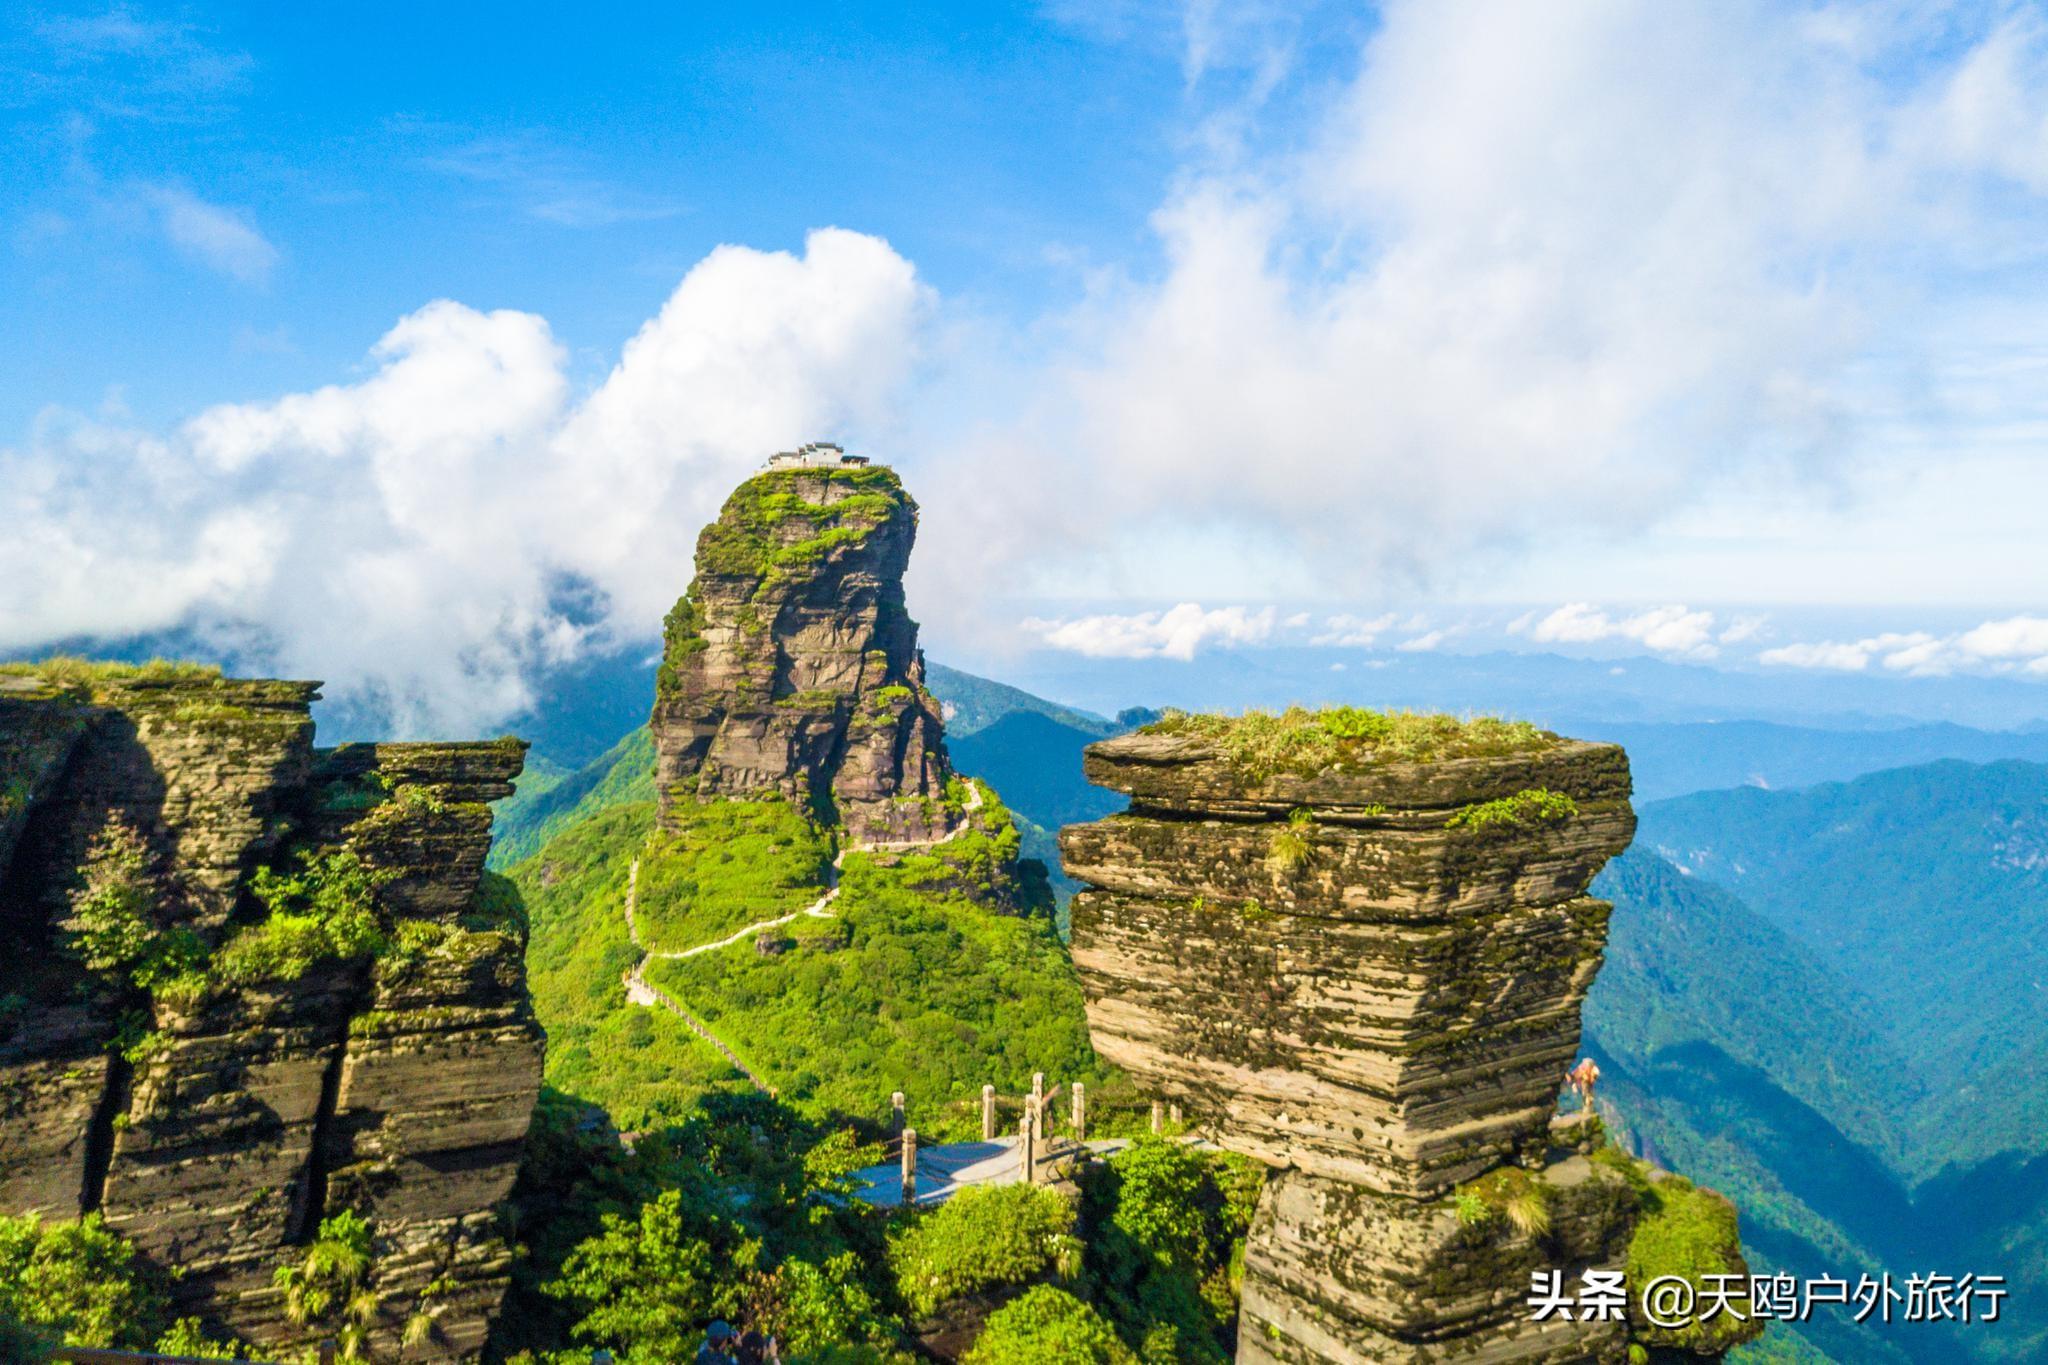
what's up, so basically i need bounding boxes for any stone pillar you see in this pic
[982,1084,998,1141]
[1031,1072,1045,1111]
[1168,1102,1182,1127]
[900,1128,917,1204]
[1150,1100,1164,1135]
[1072,1082,1086,1143]
[891,1090,905,1132]
[1062,727,1645,1363]
[1019,1113,1037,1185]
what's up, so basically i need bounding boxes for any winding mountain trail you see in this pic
[620,783,986,1093]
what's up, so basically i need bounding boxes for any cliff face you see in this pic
[649,463,957,844]
[1061,718,1748,1363]
[0,667,541,1360]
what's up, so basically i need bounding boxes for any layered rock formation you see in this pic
[650,461,958,844]
[1062,718,1749,1362]
[0,665,541,1360]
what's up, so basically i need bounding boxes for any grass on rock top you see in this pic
[1139,705,1554,778]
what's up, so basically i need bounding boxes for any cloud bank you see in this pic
[12,2,2048,730]
[1,228,926,731]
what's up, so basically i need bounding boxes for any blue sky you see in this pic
[7,2,2048,732]
[2,2,1211,425]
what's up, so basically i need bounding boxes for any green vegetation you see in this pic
[692,468,907,581]
[493,1087,1256,1362]
[963,1286,1136,1364]
[512,803,750,1130]
[1450,1165,1553,1237]
[275,1211,377,1361]
[209,848,392,987]
[490,726,657,870]
[494,1090,895,1363]
[1446,787,1578,834]
[643,838,1097,1128]
[0,1213,168,1351]
[634,797,832,949]
[0,1212,241,1359]
[1078,1137,1262,1364]
[1264,808,1315,873]
[1140,706,1551,778]
[62,824,203,996]
[0,656,223,688]
[1622,1173,1758,1354]
[887,1183,1081,1319]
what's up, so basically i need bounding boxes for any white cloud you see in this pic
[149,186,277,283]
[920,2,2048,608]
[1763,614,2048,677]
[1310,611,1395,646]
[1395,630,1445,653]
[1022,603,1278,660]
[1956,615,2048,661]
[0,228,927,733]
[1718,614,1769,645]
[1526,603,1719,658]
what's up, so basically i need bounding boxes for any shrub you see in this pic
[0,1212,170,1349]
[545,1189,757,1360]
[274,1210,377,1360]
[1446,788,1578,835]
[963,1285,1135,1364]
[1264,809,1315,874]
[887,1183,1080,1320]
[63,825,203,994]
[749,1253,891,1356]
[1450,1166,1554,1237]
[1625,1176,1760,1353]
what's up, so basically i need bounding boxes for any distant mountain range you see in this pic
[1588,762,2048,1365]
[489,665,2048,1364]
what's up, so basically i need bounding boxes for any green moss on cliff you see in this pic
[1140,706,1552,778]
[1447,787,1579,834]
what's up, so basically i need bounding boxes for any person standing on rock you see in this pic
[1567,1057,1601,1114]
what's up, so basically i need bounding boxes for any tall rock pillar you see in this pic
[1062,716,1644,1363]
[649,458,956,843]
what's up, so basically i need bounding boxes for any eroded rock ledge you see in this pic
[1062,719,1747,1363]
[0,666,540,1361]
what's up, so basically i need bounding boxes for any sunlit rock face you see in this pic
[0,670,539,1361]
[1063,725,1643,1363]
[650,460,956,843]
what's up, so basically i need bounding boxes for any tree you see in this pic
[963,1286,1134,1364]
[546,1190,758,1362]
[0,1213,169,1349]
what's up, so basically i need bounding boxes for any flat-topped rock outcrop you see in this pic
[650,460,957,844]
[1061,708,1756,1362]
[0,661,541,1361]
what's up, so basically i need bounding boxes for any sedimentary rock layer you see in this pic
[0,669,541,1361]
[649,463,956,843]
[1062,722,1640,1362]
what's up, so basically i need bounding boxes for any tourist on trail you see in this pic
[697,1319,740,1361]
